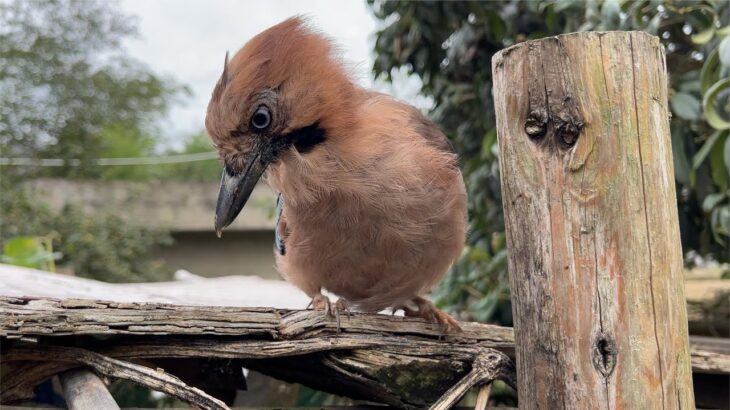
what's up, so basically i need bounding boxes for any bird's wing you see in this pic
[274,193,287,255]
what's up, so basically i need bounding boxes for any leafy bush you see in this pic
[0,0,185,179]
[0,181,173,283]
[0,0,191,285]
[149,133,222,182]
[0,236,60,271]
[96,131,221,182]
[370,0,729,323]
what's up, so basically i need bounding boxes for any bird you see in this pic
[205,17,467,330]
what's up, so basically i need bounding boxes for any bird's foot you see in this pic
[402,296,462,333]
[309,294,351,333]
[310,293,331,312]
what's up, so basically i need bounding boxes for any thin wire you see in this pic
[0,151,218,167]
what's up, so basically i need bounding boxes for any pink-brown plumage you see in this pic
[206,17,467,328]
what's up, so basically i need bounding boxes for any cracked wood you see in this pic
[493,31,695,409]
[0,296,515,409]
[0,295,723,374]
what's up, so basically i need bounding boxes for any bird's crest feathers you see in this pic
[206,16,356,160]
[222,51,229,84]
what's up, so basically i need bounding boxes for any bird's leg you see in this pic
[404,296,462,332]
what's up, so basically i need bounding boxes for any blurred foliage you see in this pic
[151,133,221,182]
[108,381,161,409]
[95,132,221,181]
[109,380,183,408]
[0,0,186,178]
[0,180,173,283]
[0,235,60,271]
[0,0,221,183]
[96,123,158,180]
[0,0,180,285]
[370,0,730,324]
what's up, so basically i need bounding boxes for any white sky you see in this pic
[119,0,430,149]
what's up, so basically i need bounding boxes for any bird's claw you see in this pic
[310,293,330,311]
[332,298,352,333]
[403,297,462,333]
[310,294,351,333]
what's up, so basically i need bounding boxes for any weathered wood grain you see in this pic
[0,296,515,409]
[14,346,229,410]
[1,296,724,408]
[429,353,507,410]
[0,296,514,349]
[493,31,695,409]
[0,297,723,363]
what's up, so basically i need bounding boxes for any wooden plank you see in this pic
[56,349,227,410]
[0,263,310,309]
[2,263,725,336]
[0,296,515,409]
[1,296,725,408]
[690,335,730,355]
[0,296,513,346]
[0,296,724,373]
[59,369,120,410]
[493,31,695,409]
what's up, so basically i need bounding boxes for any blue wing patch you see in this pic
[274,193,285,255]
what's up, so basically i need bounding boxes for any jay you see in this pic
[205,17,467,329]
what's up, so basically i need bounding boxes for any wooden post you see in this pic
[492,31,695,409]
[60,368,120,410]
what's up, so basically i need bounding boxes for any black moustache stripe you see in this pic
[284,123,326,154]
[257,123,327,164]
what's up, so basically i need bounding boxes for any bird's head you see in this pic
[205,17,354,236]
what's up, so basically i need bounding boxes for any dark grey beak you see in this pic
[214,123,324,236]
[214,150,269,237]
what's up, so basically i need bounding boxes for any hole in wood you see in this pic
[592,333,617,378]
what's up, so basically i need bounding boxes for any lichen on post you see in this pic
[492,31,695,409]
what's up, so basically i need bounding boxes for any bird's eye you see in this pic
[251,106,271,131]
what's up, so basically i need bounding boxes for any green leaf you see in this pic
[700,48,720,94]
[671,92,702,120]
[693,130,723,169]
[691,26,715,45]
[485,10,506,42]
[645,13,662,35]
[481,129,497,159]
[725,135,730,177]
[710,205,730,244]
[703,193,727,212]
[718,25,730,37]
[600,0,621,29]
[702,78,730,130]
[671,129,692,185]
[720,37,730,67]
[709,132,729,190]
[1,236,50,269]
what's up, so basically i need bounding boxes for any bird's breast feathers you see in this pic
[268,96,467,309]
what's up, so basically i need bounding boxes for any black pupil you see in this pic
[253,109,269,129]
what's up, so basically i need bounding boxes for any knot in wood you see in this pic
[555,118,582,147]
[524,112,547,139]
